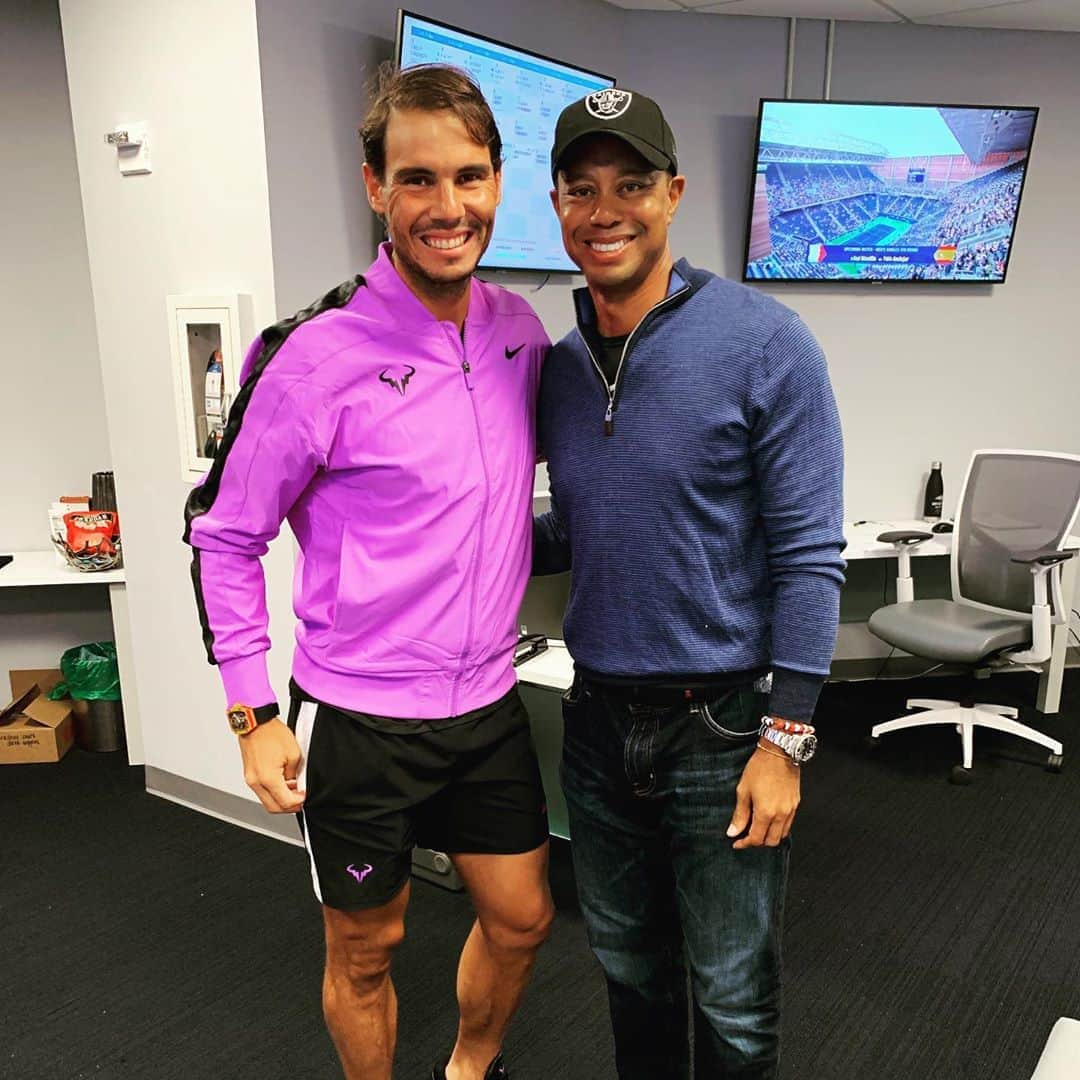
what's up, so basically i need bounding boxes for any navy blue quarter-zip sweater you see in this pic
[533,259,846,722]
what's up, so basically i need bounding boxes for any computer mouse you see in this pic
[931,521,953,533]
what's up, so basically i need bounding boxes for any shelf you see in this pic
[0,551,126,588]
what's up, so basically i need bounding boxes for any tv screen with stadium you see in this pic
[396,10,614,273]
[742,100,1038,284]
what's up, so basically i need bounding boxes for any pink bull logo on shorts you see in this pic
[346,862,373,884]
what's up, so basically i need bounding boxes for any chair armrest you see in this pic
[1010,548,1078,567]
[877,531,934,603]
[877,530,934,546]
[1006,549,1078,664]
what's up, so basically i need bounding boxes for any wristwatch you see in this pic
[226,701,280,736]
[758,717,818,765]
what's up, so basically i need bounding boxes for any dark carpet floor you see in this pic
[3,670,1079,1079]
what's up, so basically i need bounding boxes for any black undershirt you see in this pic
[597,333,629,388]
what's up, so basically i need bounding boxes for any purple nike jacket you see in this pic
[184,243,549,719]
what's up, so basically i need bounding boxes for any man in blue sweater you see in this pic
[534,89,846,1079]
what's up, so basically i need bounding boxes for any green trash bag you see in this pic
[48,641,122,702]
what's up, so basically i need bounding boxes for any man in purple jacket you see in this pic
[184,65,552,1080]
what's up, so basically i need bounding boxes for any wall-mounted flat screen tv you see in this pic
[396,10,614,273]
[742,100,1038,284]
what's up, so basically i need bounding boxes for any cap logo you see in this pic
[585,89,633,120]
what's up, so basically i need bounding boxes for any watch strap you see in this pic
[251,702,280,724]
[227,701,280,735]
[759,723,817,765]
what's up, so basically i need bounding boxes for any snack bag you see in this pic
[54,511,123,572]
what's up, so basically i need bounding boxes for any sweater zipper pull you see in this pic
[462,359,474,391]
[604,399,613,436]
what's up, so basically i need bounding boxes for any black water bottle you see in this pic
[923,461,943,521]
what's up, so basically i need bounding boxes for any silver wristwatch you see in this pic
[759,724,818,765]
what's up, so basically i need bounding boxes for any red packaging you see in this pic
[55,511,123,572]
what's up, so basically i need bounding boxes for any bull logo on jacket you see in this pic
[379,365,416,397]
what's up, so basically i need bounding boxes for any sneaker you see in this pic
[485,1057,509,1080]
[430,1053,509,1080]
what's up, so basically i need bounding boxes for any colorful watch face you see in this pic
[227,705,257,735]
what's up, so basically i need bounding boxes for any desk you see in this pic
[516,642,573,839]
[516,639,574,693]
[0,551,143,764]
[844,518,952,560]
[516,518,1076,714]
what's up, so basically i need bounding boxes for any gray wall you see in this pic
[0,0,111,551]
[0,0,112,672]
[256,1,1080,528]
[800,21,1080,519]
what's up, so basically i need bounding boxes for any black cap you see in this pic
[551,88,678,183]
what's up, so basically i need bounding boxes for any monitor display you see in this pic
[396,10,614,273]
[742,100,1038,284]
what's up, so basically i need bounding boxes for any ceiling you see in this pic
[602,0,1080,34]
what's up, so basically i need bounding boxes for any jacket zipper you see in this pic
[577,283,691,436]
[455,337,488,714]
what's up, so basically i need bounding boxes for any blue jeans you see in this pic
[560,676,788,1080]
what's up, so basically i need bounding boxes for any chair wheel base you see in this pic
[863,735,882,753]
[1046,753,1064,773]
[949,765,974,785]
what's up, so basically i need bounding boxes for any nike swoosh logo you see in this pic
[504,344,525,360]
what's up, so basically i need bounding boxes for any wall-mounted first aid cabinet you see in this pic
[166,294,252,483]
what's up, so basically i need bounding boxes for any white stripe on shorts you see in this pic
[293,699,323,904]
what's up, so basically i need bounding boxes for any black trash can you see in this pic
[75,698,126,753]
[57,642,123,753]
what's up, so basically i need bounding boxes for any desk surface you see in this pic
[517,640,573,692]
[0,550,126,587]
[845,519,952,560]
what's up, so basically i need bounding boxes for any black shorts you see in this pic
[287,685,549,911]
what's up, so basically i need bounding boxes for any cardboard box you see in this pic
[0,669,75,764]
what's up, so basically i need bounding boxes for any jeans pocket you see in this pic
[697,688,760,743]
[562,670,587,708]
[561,672,587,733]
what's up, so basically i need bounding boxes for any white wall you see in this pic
[0,0,113,674]
[59,0,291,797]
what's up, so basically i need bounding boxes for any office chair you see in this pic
[866,449,1080,784]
